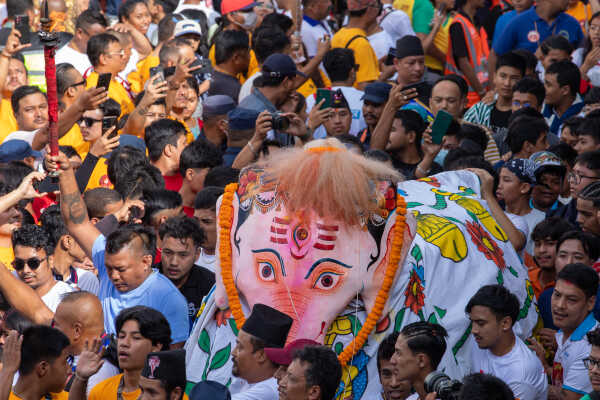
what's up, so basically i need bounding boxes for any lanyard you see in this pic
[533,19,559,46]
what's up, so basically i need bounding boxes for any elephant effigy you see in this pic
[184,138,538,399]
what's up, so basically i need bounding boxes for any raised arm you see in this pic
[58,87,108,137]
[0,28,31,96]
[370,85,418,150]
[48,151,101,258]
[0,263,53,324]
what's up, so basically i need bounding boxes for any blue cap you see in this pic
[203,95,237,117]
[0,140,41,163]
[227,108,260,131]
[529,151,566,179]
[262,53,307,78]
[107,134,147,160]
[189,381,231,400]
[361,82,392,104]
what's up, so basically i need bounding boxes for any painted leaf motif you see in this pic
[198,329,210,354]
[209,344,231,371]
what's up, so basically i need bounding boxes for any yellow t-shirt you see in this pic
[566,0,592,33]
[428,16,453,72]
[84,156,111,191]
[128,55,160,94]
[58,124,90,158]
[89,374,140,400]
[332,27,379,86]
[0,98,18,144]
[85,72,135,117]
[209,45,259,85]
[0,245,14,270]
[9,391,68,400]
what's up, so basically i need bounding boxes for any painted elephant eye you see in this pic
[258,261,275,281]
[313,271,342,290]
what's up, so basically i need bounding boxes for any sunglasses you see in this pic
[77,116,103,127]
[13,257,45,271]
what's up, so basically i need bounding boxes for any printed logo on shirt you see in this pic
[527,30,540,42]
[352,109,361,120]
[99,175,111,188]
[148,356,160,378]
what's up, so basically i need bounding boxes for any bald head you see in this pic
[54,292,104,354]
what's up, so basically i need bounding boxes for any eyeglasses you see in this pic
[77,117,103,127]
[512,100,532,108]
[105,49,125,58]
[584,357,600,370]
[13,257,46,271]
[69,80,86,89]
[568,171,600,185]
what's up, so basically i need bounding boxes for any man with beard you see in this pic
[230,303,293,399]
[359,82,392,148]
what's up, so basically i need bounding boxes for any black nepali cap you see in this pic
[141,349,186,388]
[190,380,231,400]
[242,303,293,348]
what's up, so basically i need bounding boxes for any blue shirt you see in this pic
[493,7,583,55]
[491,9,518,50]
[542,94,584,136]
[92,235,190,343]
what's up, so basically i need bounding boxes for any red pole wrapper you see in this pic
[44,45,58,157]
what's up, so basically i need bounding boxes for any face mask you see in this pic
[236,10,257,30]
[434,148,448,166]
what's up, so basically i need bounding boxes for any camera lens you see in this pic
[272,115,290,131]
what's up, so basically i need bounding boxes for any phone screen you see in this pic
[316,89,332,109]
[96,73,112,90]
[430,110,454,145]
[15,15,30,44]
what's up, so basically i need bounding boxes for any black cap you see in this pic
[331,89,350,110]
[242,303,293,348]
[141,349,186,388]
[190,381,231,400]
[361,82,393,104]
[262,53,307,78]
[394,35,424,59]
[203,95,237,117]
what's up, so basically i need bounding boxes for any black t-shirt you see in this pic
[392,157,444,180]
[208,70,241,103]
[158,264,215,319]
[490,106,511,154]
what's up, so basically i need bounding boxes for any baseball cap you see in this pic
[362,81,392,104]
[264,339,320,366]
[227,107,260,130]
[0,139,41,163]
[529,151,566,180]
[203,95,236,117]
[174,19,202,37]
[262,53,307,78]
[347,0,377,11]
[221,0,258,14]
[503,158,536,184]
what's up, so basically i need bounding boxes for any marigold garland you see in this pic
[218,183,407,367]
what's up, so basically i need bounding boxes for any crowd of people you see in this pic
[0,0,596,397]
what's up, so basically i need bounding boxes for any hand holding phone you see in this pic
[149,66,165,84]
[315,89,332,110]
[96,73,112,91]
[14,15,30,45]
[430,110,453,145]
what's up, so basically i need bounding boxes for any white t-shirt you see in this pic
[553,313,598,395]
[230,377,278,400]
[41,281,74,312]
[368,30,394,61]
[55,43,92,76]
[306,85,367,138]
[238,71,260,103]
[379,7,415,44]
[470,336,548,400]
[196,247,216,273]
[301,16,333,58]
[506,212,529,258]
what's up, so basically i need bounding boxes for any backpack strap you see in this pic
[345,34,368,48]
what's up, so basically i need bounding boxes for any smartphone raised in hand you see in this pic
[103,116,118,138]
[96,73,112,91]
[149,66,165,84]
[430,110,454,145]
[316,89,332,109]
[14,15,30,45]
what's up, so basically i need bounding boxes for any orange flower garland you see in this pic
[218,183,407,367]
[166,115,194,143]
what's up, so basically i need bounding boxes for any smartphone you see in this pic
[384,51,395,66]
[430,110,454,145]
[149,66,165,84]
[14,15,30,45]
[103,116,118,138]
[164,66,176,78]
[401,81,427,95]
[315,89,332,109]
[96,73,112,91]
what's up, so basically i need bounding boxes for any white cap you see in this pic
[174,19,203,37]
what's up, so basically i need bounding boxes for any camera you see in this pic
[271,112,290,131]
[424,371,463,400]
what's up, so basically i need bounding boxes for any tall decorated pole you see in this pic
[39,0,59,172]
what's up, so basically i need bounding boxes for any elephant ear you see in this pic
[214,190,242,310]
[360,185,416,322]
